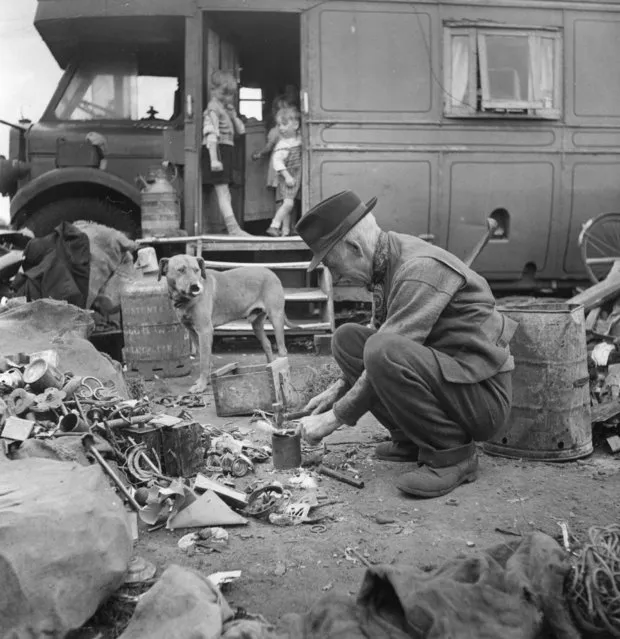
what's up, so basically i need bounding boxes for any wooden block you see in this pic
[591,400,620,424]
[2,416,35,442]
[211,357,292,416]
[606,435,620,453]
[569,262,620,312]
[161,421,205,478]
[194,473,248,508]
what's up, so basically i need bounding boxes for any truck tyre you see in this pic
[19,197,138,238]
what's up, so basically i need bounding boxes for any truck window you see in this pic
[444,25,561,119]
[54,58,178,121]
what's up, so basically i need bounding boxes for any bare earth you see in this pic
[95,345,620,635]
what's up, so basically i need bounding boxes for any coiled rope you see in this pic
[567,524,620,637]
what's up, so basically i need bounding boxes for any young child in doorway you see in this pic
[251,87,299,192]
[265,106,302,237]
[202,69,249,236]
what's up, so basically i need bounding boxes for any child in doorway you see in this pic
[251,87,299,191]
[265,107,302,237]
[202,69,249,236]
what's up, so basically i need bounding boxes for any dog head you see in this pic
[158,254,207,299]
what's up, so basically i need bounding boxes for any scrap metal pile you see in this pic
[568,266,620,454]
[0,346,364,537]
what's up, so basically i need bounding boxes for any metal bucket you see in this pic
[272,431,302,470]
[483,302,593,461]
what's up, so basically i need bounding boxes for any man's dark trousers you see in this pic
[333,324,512,453]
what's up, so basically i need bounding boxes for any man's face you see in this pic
[322,241,373,287]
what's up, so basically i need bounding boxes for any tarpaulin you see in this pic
[281,532,581,639]
[0,458,133,638]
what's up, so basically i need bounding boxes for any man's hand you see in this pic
[298,409,343,446]
[285,175,296,188]
[211,159,223,172]
[303,379,346,415]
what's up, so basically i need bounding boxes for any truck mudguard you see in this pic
[10,167,141,221]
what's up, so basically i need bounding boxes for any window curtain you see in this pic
[528,36,554,107]
[451,36,470,106]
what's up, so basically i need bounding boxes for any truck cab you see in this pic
[1,7,187,238]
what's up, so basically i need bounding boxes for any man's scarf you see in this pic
[370,231,389,329]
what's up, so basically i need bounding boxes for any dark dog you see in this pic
[159,254,298,393]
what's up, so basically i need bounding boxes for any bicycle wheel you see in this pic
[579,212,620,284]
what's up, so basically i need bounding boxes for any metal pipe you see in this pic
[82,434,141,511]
[106,414,153,429]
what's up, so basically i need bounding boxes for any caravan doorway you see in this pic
[202,11,301,235]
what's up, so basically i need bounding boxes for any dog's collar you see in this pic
[170,294,191,308]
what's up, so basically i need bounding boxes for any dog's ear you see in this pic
[197,256,207,280]
[158,258,170,282]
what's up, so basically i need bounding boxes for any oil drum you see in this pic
[483,301,592,461]
[120,274,191,379]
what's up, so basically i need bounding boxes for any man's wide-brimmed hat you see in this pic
[295,190,378,271]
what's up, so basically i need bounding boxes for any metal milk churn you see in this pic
[121,247,191,380]
[137,162,181,238]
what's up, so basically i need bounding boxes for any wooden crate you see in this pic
[211,357,293,417]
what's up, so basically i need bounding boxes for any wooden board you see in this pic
[569,262,620,312]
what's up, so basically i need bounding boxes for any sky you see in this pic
[0,0,63,224]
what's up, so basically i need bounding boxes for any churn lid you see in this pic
[135,247,159,275]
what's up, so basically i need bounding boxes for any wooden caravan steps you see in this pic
[201,258,335,337]
[136,237,335,335]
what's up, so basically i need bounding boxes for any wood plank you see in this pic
[183,14,204,237]
[193,474,248,508]
[137,235,309,252]
[590,399,620,424]
[568,262,620,312]
[201,259,320,270]
[284,288,328,302]
[215,319,331,334]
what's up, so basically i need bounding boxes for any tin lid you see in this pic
[22,358,48,384]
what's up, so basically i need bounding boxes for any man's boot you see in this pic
[396,442,477,498]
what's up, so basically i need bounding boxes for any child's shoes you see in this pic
[265,226,281,237]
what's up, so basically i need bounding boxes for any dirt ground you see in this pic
[86,340,620,636]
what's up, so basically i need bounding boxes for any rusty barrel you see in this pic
[483,301,593,461]
[120,275,191,379]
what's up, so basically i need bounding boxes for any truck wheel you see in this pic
[19,198,139,238]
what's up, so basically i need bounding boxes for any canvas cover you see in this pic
[0,458,133,638]
[281,532,581,639]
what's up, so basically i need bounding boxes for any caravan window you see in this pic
[444,25,561,119]
[239,87,263,121]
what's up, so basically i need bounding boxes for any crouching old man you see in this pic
[295,191,518,499]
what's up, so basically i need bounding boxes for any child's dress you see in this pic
[202,98,245,185]
[272,135,302,201]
